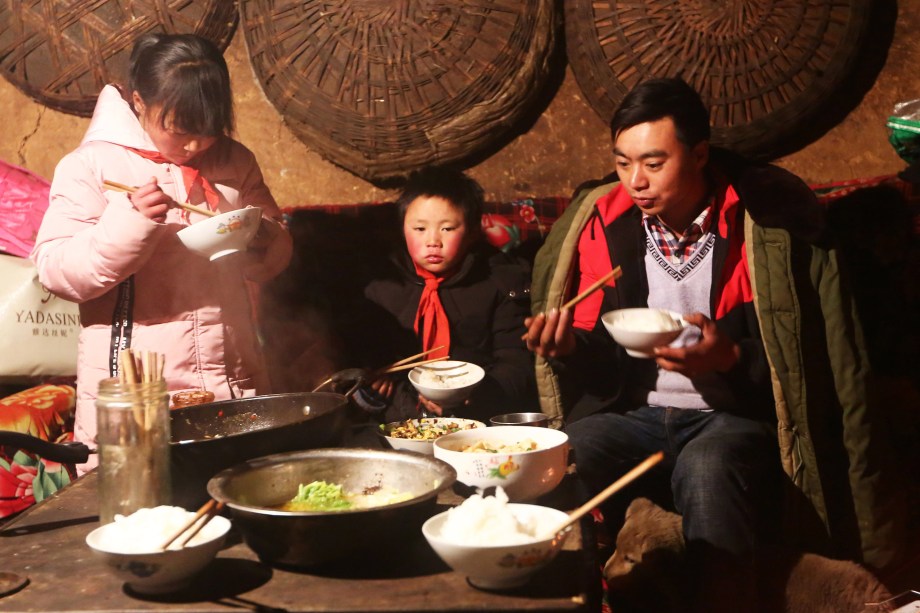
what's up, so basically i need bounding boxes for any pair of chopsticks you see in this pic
[560,266,623,311]
[546,451,664,538]
[377,346,449,375]
[161,499,225,550]
[103,180,218,218]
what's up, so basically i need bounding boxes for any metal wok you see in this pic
[170,392,349,508]
[0,392,350,509]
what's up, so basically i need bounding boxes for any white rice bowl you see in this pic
[422,487,571,589]
[85,505,230,593]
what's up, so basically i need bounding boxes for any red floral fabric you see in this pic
[0,384,76,518]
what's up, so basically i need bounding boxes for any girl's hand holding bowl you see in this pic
[243,215,293,283]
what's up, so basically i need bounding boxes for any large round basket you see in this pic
[240,0,557,182]
[0,0,239,117]
[565,0,883,159]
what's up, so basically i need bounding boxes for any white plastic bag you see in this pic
[0,254,79,378]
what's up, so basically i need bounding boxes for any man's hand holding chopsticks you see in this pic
[128,177,172,223]
[523,308,576,359]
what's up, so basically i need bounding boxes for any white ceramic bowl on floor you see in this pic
[422,503,571,589]
[85,508,230,594]
[433,426,569,502]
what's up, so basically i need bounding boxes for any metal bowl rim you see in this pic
[207,447,457,516]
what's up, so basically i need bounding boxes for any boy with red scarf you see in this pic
[355,167,537,421]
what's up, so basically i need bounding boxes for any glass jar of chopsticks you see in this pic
[96,351,171,524]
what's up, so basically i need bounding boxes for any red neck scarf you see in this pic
[412,262,450,359]
[126,147,221,211]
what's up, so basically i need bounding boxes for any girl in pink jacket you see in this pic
[31,33,293,473]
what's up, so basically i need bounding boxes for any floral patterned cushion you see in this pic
[0,384,76,518]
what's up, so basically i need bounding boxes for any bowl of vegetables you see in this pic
[378,417,486,455]
[207,448,456,567]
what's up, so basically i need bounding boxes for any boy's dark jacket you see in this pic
[351,242,537,422]
[530,148,906,571]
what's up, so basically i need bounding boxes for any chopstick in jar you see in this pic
[102,180,218,218]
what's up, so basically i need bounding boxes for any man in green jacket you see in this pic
[524,78,904,610]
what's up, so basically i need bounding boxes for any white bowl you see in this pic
[600,308,686,358]
[378,417,486,455]
[176,206,262,261]
[422,503,571,589]
[433,426,569,502]
[85,514,231,594]
[408,360,485,407]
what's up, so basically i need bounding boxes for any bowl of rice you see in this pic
[422,487,571,589]
[600,308,686,358]
[378,417,486,455]
[85,505,231,594]
[433,426,569,502]
[408,360,485,407]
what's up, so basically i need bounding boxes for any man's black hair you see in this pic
[609,78,710,147]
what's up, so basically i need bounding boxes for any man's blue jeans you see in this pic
[565,405,781,559]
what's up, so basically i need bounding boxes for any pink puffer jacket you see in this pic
[31,86,292,473]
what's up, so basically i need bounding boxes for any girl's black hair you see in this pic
[396,167,484,240]
[128,33,234,137]
[609,77,710,148]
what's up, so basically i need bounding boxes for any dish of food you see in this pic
[438,486,552,546]
[382,417,483,441]
[415,368,482,389]
[615,308,683,332]
[276,479,413,512]
[170,389,215,409]
[94,505,224,552]
[600,308,687,358]
[458,439,539,453]
[408,360,485,407]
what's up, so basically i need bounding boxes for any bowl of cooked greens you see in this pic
[378,417,486,455]
[206,448,456,568]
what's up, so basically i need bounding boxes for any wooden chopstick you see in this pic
[178,501,225,547]
[386,346,446,370]
[548,451,664,538]
[380,356,449,375]
[161,499,224,550]
[560,266,622,311]
[103,180,218,218]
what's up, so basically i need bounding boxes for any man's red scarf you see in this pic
[412,262,450,359]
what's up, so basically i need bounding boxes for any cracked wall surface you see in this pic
[0,3,916,207]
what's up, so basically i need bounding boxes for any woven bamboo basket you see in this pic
[241,0,556,182]
[566,0,876,159]
[0,0,238,117]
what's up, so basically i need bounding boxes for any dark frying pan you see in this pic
[0,392,350,509]
[169,392,349,507]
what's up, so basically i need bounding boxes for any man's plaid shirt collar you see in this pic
[642,197,715,265]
